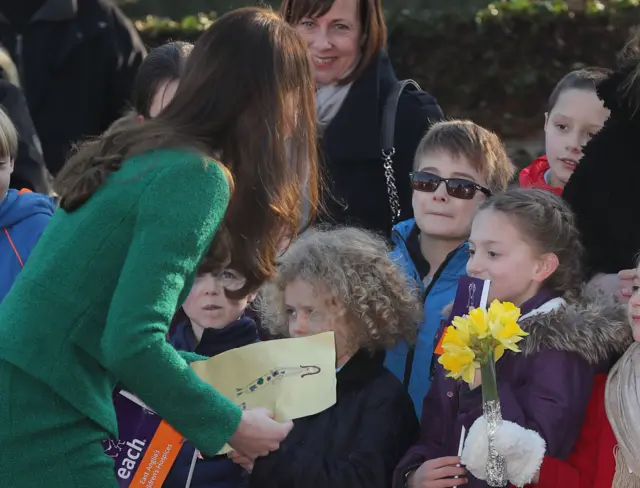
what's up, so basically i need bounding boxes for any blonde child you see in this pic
[0,108,53,302]
[519,68,610,194]
[395,189,627,488]
[385,120,515,413]
[233,227,423,488]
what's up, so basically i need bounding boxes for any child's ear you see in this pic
[247,293,257,304]
[543,112,549,128]
[136,114,145,123]
[534,252,559,284]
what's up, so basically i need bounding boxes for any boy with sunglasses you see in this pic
[385,120,515,414]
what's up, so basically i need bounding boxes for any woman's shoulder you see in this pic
[372,51,444,124]
[127,147,222,172]
[121,148,229,192]
[395,84,444,126]
[519,289,632,366]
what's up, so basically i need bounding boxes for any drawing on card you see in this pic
[103,438,126,459]
[467,282,477,313]
[235,365,321,397]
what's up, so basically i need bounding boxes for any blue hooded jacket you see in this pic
[385,218,468,415]
[0,189,54,302]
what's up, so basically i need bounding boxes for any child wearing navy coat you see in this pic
[164,259,258,488]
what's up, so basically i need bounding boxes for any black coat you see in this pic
[249,349,419,488]
[0,80,52,194]
[0,0,145,174]
[563,64,639,277]
[317,51,444,238]
[164,317,259,488]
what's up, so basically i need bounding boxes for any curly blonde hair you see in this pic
[257,227,422,351]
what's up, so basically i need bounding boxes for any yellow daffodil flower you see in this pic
[468,307,490,338]
[450,317,472,344]
[438,341,477,385]
[486,300,527,352]
[488,300,521,324]
[491,318,528,352]
[438,300,527,387]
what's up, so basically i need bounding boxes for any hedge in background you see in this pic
[135,1,640,138]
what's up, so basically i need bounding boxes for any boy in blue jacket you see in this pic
[385,120,515,414]
[164,260,258,488]
[0,108,53,302]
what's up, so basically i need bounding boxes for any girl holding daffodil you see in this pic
[395,189,629,488]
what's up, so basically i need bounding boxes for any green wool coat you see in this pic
[0,148,242,486]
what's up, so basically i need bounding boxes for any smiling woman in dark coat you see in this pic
[281,0,444,238]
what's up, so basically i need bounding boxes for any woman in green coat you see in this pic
[0,7,319,487]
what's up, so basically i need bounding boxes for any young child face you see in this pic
[467,209,558,307]
[284,279,353,366]
[412,151,489,241]
[182,270,252,331]
[627,264,640,343]
[544,88,609,188]
[0,157,14,200]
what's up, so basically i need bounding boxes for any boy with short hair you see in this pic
[164,259,258,488]
[385,119,515,413]
[0,107,54,302]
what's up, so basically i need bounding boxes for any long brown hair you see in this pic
[55,7,319,297]
[280,0,386,84]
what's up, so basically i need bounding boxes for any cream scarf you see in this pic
[605,342,640,488]
[315,58,361,134]
[316,82,352,134]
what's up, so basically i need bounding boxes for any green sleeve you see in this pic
[178,350,209,364]
[101,152,242,456]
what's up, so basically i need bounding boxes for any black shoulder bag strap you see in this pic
[382,79,422,388]
[381,79,422,228]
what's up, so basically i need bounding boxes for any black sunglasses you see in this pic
[410,171,491,200]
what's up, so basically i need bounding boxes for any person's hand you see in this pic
[229,450,254,473]
[619,268,636,302]
[462,417,545,488]
[407,457,467,487]
[227,408,293,459]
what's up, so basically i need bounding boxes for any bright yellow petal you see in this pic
[494,344,505,361]
[438,346,475,376]
[442,326,467,348]
[494,322,528,349]
[461,363,477,386]
[500,302,522,321]
[501,342,522,353]
[488,300,521,323]
[451,317,472,344]
[488,317,507,344]
[468,308,489,338]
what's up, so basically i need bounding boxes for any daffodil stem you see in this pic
[481,349,498,403]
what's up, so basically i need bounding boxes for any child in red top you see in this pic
[519,68,610,195]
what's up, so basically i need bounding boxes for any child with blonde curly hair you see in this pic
[231,227,423,488]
